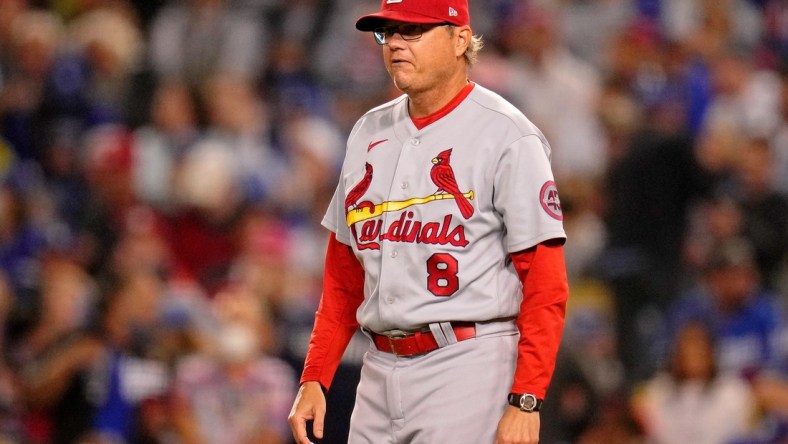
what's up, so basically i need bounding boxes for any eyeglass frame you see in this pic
[372,22,453,45]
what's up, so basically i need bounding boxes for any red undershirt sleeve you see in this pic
[509,239,569,399]
[300,232,366,391]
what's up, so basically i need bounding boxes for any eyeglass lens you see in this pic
[373,24,426,44]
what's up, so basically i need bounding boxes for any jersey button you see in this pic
[411,138,420,146]
[386,297,395,304]
[400,182,408,189]
[390,250,398,258]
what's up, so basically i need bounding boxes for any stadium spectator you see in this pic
[666,237,784,378]
[632,320,757,444]
[170,284,295,444]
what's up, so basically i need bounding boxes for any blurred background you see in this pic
[2,0,788,443]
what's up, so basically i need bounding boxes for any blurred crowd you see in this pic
[2,0,788,443]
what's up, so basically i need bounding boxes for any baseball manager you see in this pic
[289,1,569,443]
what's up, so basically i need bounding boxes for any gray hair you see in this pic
[465,34,484,66]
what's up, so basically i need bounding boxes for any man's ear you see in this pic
[455,26,471,58]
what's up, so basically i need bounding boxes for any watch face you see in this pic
[520,395,536,411]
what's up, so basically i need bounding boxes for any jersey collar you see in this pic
[410,82,475,130]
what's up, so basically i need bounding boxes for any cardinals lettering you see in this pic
[357,213,469,247]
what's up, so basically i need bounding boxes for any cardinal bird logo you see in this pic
[430,148,474,219]
[345,162,374,210]
[346,162,379,250]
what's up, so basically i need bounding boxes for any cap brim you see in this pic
[355,11,448,31]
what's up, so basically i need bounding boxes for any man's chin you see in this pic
[389,71,413,89]
[392,79,414,94]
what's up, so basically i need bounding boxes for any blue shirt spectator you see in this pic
[666,238,784,378]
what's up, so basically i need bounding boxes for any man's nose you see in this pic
[386,31,408,48]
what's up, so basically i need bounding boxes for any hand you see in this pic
[495,406,540,444]
[288,381,326,444]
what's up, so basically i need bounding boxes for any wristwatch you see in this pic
[507,393,543,412]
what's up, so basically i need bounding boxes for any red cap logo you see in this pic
[356,0,470,31]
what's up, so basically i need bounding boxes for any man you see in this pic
[288,1,569,443]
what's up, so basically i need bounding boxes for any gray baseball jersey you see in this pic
[323,83,566,333]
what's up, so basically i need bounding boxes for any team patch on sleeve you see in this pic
[539,181,563,221]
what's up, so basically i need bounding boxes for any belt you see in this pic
[370,322,476,357]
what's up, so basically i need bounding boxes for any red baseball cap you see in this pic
[356,0,470,31]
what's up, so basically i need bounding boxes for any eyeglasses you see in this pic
[372,23,451,45]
